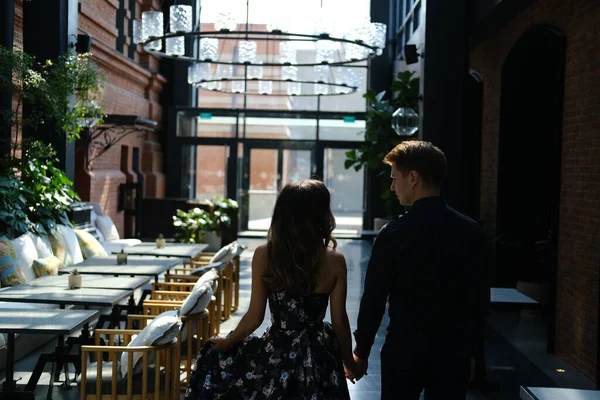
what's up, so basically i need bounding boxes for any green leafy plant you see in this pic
[0,139,80,236]
[344,71,420,218]
[0,46,106,147]
[172,196,239,244]
[172,208,212,244]
[69,269,80,276]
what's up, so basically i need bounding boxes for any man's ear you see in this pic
[409,170,419,188]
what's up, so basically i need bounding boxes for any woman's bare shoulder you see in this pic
[325,247,346,272]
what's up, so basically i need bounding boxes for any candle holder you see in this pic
[117,249,128,265]
[156,233,166,249]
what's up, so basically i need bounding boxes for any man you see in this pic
[352,140,489,399]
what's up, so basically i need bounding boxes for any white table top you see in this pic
[490,288,539,309]
[59,256,183,279]
[27,274,150,291]
[521,386,600,400]
[116,243,208,258]
[0,309,98,334]
[0,285,131,307]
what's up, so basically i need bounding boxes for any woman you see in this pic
[185,179,360,399]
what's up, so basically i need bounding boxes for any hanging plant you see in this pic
[344,71,420,218]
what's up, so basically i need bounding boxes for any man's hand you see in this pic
[353,354,368,381]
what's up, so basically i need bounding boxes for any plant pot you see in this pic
[374,218,393,231]
[68,274,82,289]
[204,231,222,252]
[156,238,166,249]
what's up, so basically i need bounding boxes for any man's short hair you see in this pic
[383,140,447,188]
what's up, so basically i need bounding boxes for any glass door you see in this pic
[240,141,315,231]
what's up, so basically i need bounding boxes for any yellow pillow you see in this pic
[48,229,73,266]
[75,229,108,259]
[32,255,65,277]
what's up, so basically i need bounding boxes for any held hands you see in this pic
[207,336,233,352]
[344,355,368,383]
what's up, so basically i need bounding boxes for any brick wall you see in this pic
[12,0,167,238]
[470,0,600,380]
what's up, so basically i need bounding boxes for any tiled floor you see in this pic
[3,237,588,399]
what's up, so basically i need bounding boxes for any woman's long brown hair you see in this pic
[263,179,337,296]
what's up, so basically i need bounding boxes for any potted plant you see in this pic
[0,47,105,237]
[68,269,82,289]
[344,71,420,227]
[172,196,239,251]
[156,233,166,249]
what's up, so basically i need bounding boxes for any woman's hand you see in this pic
[208,336,232,352]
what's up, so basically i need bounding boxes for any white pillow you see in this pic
[30,234,53,259]
[57,225,84,265]
[195,267,219,292]
[180,282,213,317]
[95,216,119,241]
[231,242,246,257]
[120,310,182,377]
[209,243,235,264]
[11,234,39,282]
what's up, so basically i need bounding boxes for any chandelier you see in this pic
[133,1,387,96]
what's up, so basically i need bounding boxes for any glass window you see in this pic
[244,117,317,140]
[413,1,421,32]
[177,113,238,137]
[195,145,229,200]
[318,119,366,141]
[396,0,404,31]
[324,148,364,234]
[405,0,413,17]
[404,17,412,44]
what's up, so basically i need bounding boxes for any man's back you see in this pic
[356,196,488,362]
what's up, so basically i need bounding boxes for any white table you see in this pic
[490,287,539,310]
[60,255,184,282]
[0,309,98,399]
[115,243,208,258]
[521,386,600,400]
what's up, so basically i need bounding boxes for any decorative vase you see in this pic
[204,231,222,252]
[68,274,82,289]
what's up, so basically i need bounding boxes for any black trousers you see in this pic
[380,347,471,400]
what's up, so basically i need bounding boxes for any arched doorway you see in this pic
[495,25,566,352]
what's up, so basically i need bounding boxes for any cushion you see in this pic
[32,255,65,277]
[58,225,84,265]
[48,229,73,267]
[0,237,27,287]
[120,310,182,377]
[101,239,142,255]
[209,243,235,264]
[180,281,213,317]
[11,234,39,282]
[192,267,219,292]
[30,234,53,259]
[90,210,105,242]
[96,216,120,241]
[75,229,108,259]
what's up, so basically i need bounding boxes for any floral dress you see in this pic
[184,290,350,400]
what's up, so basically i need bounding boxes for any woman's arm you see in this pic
[329,252,357,370]
[211,244,269,350]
